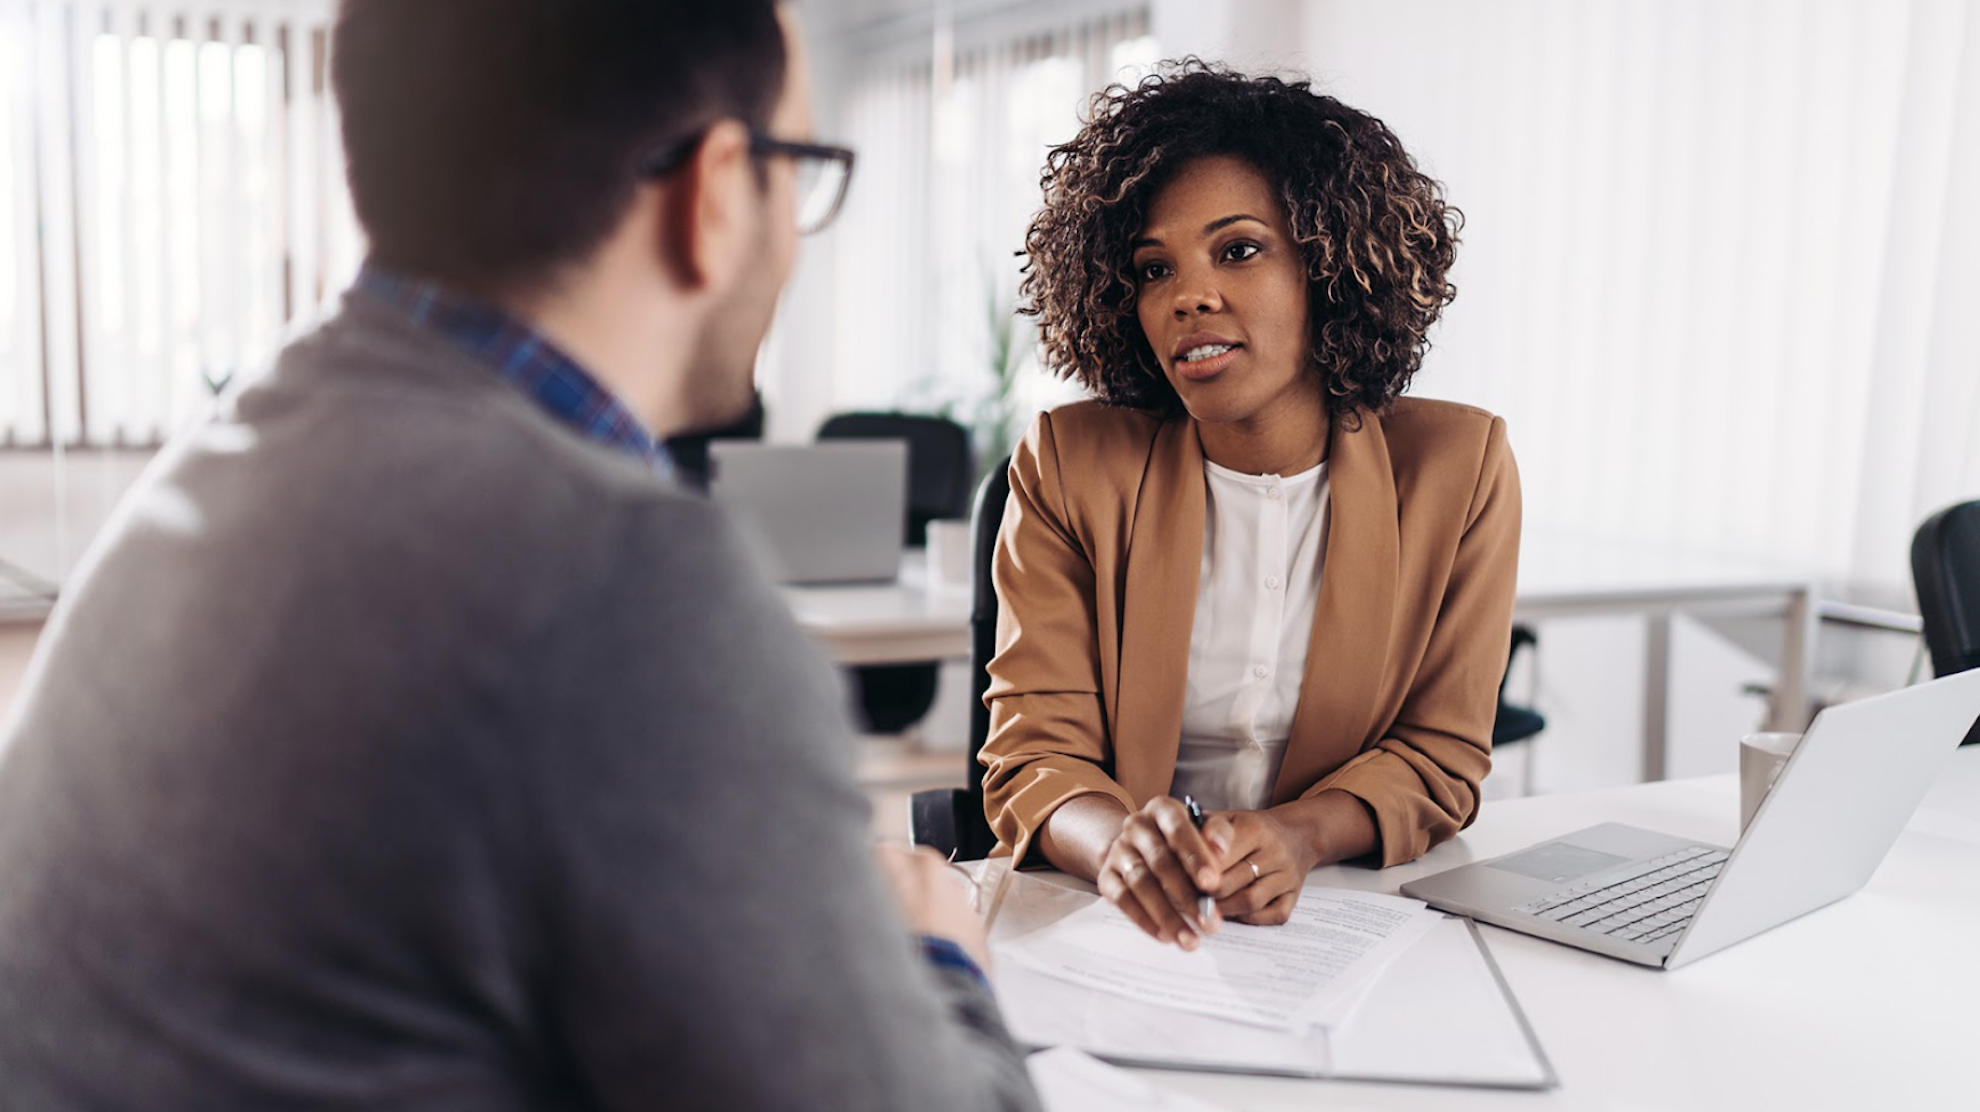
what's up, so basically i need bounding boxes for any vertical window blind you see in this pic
[826,3,1156,459]
[1301,0,1980,591]
[1,0,360,450]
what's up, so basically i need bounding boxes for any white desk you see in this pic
[991,746,1980,1111]
[782,552,972,667]
[787,533,1824,780]
[1513,530,1820,781]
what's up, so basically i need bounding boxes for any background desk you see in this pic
[1513,530,1820,781]
[787,535,1824,779]
[782,553,971,667]
[1002,746,1978,1111]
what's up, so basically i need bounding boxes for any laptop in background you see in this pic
[707,440,907,584]
[1401,668,1980,969]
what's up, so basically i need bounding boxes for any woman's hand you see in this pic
[1206,808,1330,925]
[1093,797,1234,950]
[1051,790,1375,942]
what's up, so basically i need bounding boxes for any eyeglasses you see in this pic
[641,129,857,236]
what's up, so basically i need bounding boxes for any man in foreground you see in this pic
[0,2,1037,1108]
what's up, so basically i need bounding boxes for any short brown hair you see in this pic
[333,0,786,298]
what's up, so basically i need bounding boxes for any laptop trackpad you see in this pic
[1490,842,1632,884]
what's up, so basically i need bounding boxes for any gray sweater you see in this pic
[0,295,1039,1111]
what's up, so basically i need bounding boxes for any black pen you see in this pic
[1183,794,1216,928]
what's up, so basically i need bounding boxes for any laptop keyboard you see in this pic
[1511,846,1729,946]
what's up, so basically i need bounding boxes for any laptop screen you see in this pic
[707,441,908,584]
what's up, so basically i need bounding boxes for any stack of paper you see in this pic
[996,886,1441,1031]
[980,865,1556,1088]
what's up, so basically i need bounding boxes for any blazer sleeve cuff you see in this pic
[987,760,1136,866]
[1301,746,1480,867]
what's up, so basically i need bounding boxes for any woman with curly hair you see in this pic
[981,61,1521,948]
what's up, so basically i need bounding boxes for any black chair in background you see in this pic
[664,390,765,493]
[1492,625,1548,795]
[1911,498,1980,745]
[909,457,1553,858]
[817,412,975,734]
[909,457,1009,861]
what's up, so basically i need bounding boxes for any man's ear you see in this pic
[662,119,757,294]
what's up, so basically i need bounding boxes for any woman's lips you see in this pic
[1174,346,1239,381]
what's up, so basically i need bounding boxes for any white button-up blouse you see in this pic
[1170,458,1331,813]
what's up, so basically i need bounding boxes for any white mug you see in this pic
[1738,731,1802,833]
[923,518,973,591]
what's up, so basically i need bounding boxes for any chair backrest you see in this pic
[662,390,764,493]
[965,456,1013,818]
[817,412,974,546]
[1912,499,1980,678]
[1492,624,1546,749]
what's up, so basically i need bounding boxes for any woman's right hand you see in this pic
[1095,797,1234,949]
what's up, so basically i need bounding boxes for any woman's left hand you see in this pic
[1205,809,1326,926]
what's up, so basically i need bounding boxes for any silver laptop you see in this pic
[707,440,907,584]
[1402,668,1980,969]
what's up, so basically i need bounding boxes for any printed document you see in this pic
[996,887,1440,1030]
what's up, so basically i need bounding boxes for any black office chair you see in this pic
[817,412,975,734]
[1492,625,1548,794]
[909,459,1554,856]
[909,457,1009,861]
[663,390,765,493]
[1910,498,1980,746]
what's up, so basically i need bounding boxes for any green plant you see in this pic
[967,286,1034,474]
[904,268,1037,482]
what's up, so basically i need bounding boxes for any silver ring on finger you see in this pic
[1248,860,1261,881]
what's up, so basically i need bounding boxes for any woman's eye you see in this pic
[1136,261,1170,283]
[1223,241,1261,262]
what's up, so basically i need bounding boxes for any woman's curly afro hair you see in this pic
[1019,60,1461,424]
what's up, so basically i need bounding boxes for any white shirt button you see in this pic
[1265,575,1281,590]
[1252,664,1269,679]
[1267,485,1282,500]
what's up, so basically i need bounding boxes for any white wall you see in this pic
[762,2,858,443]
[1148,0,1306,71]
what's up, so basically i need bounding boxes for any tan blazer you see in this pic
[980,397,1521,868]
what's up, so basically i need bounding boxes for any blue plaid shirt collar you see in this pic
[355,262,674,479]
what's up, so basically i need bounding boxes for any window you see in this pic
[1299,0,1980,592]
[2,0,357,602]
[822,4,1156,463]
[1,0,360,450]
